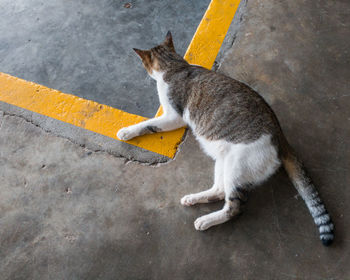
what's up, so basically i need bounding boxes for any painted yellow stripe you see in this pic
[0,0,241,158]
[0,72,185,158]
[185,0,241,69]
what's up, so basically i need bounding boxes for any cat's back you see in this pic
[179,66,282,144]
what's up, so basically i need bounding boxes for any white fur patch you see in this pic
[194,206,232,231]
[226,134,281,185]
[310,206,326,217]
[184,107,280,185]
[151,70,176,117]
[319,224,334,233]
[314,214,330,225]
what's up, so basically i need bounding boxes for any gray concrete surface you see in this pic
[0,0,211,163]
[0,114,348,280]
[0,101,171,165]
[1,0,350,279]
[0,0,210,118]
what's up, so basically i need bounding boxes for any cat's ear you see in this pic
[163,31,175,52]
[133,48,151,61]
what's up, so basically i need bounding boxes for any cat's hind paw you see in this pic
[194,216,211,231]
[117,127,136,141]
[180,194,197,206]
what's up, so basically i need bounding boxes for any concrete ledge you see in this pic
[0,101,171,165]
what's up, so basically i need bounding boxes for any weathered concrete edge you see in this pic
[0,101,171,165]
[214,0,248,71]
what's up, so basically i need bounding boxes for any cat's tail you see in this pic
[281,140,334,246]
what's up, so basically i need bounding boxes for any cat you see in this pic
[117,31,334,246]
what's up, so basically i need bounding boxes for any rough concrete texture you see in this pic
[0,101,170,165]
[0,0,209,163]
[1,0,350,280]
[0,0,210,118]
[0,113,348,280]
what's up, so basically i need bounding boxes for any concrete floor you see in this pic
[0,0,209,118]
[1,0,350,279]
[0,0,210,163]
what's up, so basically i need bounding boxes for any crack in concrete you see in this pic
[0,111,4,134]
[0,110,181,167]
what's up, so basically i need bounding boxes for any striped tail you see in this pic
[282,148,334,246]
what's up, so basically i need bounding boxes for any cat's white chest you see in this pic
[152,70,172,114]
[156,79,169,107]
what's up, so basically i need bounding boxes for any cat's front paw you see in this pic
[180,194,197,206]
[117,127,136,141]
[194,216,211,231]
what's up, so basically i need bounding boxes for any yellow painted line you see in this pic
[0,0,241,158]
[0,72,184,158]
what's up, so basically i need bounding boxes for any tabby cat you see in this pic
[117,32,334,246]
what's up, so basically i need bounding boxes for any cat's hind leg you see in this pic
[181,158,225,206]
[194,152,250,231]
[194,185,249,231]
[193,135,281,231]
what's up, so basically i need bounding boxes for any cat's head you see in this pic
[133,31,186,79]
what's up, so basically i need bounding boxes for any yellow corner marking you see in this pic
[0,0,241,158]
[0,72,185,158]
